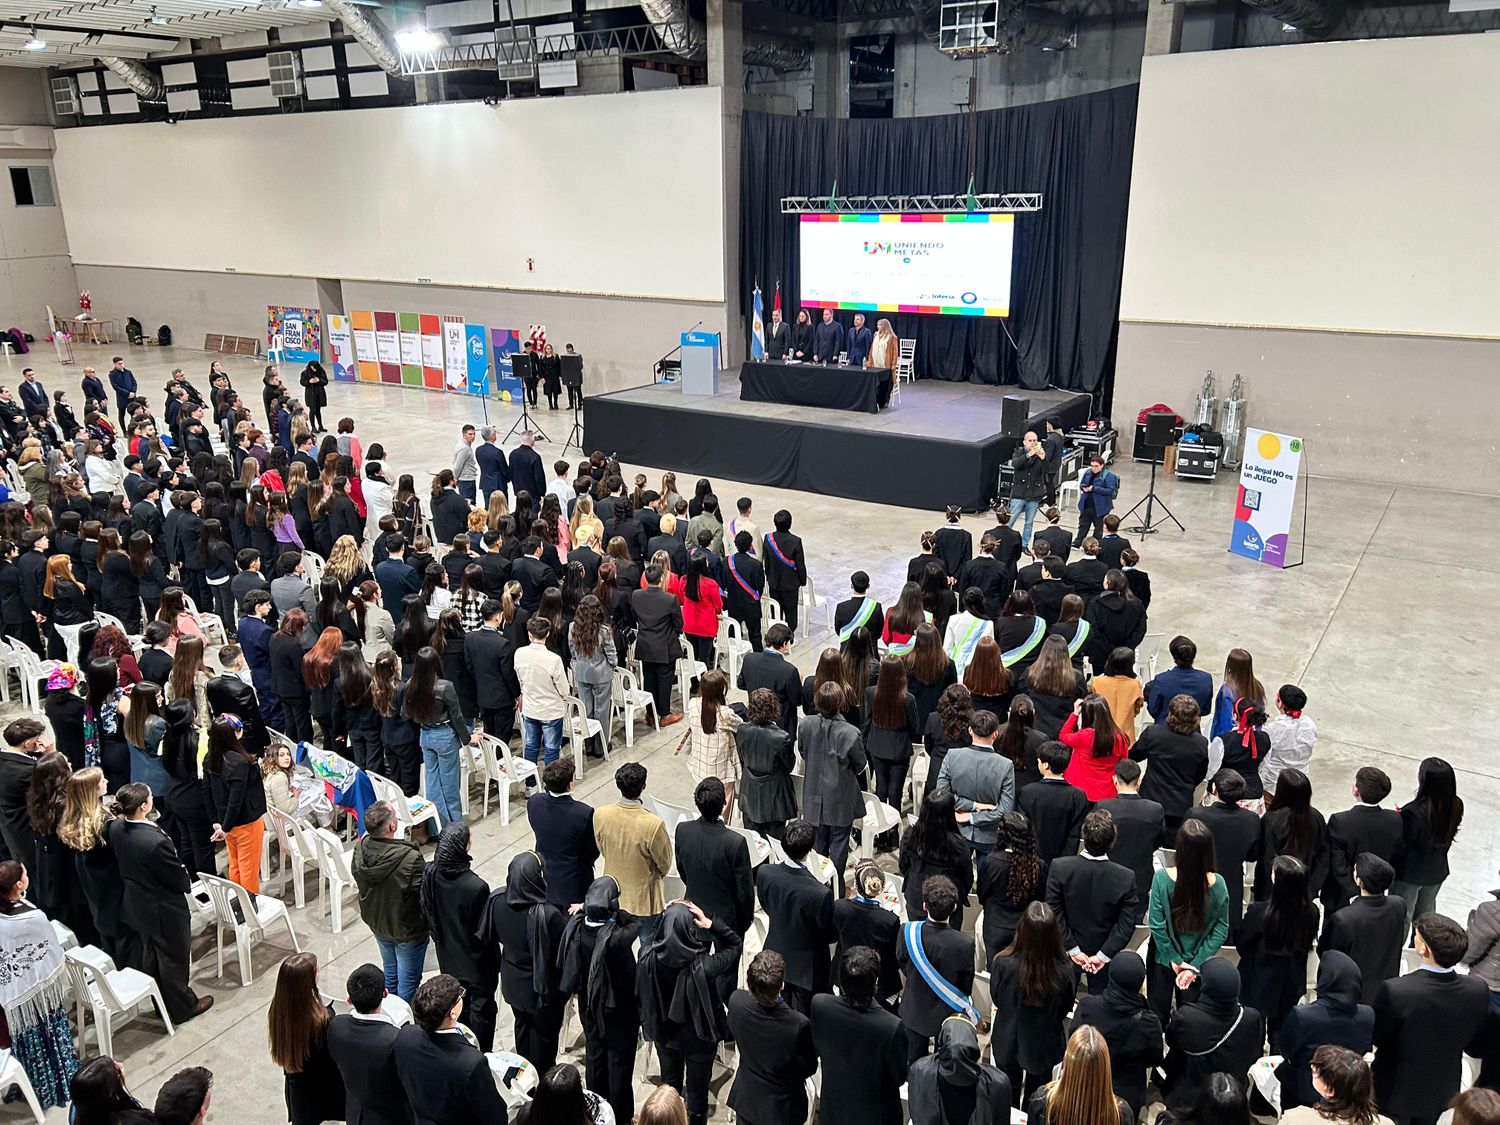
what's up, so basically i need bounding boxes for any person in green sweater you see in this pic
[351,800,430,1002]
[1146,818,1229,1026]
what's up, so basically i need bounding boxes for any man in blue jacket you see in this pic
[812,308,844,365]
[1074,454,1118,546]
[1144,635,1214,722]
[475,427,510,505]
[845,313,873,367]
[109,356,138,426]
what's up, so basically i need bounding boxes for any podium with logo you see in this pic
[680,331,721,396]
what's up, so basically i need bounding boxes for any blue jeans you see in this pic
[1013,498,1041,547]
[523,716,564,772]
[377,936,428,1002]
[421,725,464,829]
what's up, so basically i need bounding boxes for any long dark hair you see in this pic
[1272,768,1319,864]
[1262,855,1318,956]
[524,1064,592,1125]
[396,593,430,658]
[85,657,118,714]
[997,695,1037,770]
[402,646,443,725]
[684,552,712,603]
[936,683,973,740]
[122,682,162,751]
[127,530,153,579]
[315,577,344,633]
[1001,901,1067,1005]
[999,811,1043,904]
[840,625,875,696]
[1308,1045,1380,1125]
[1170,818,1217,934]
[339,642,372,710]
[886,581,924,637]
[160,697,199,780]
[908,622,947,683]
[26,750,70,835]
[570,595,605,659]
[1077,693,1121,758]
[197,517,226,568]
[908,788,962,864]
[1409,756,1462,849]
[811,647,852,711]
[963,636,1011,697]
[204,715,255,775]
[870,654,910,729]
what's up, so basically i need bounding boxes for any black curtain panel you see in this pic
[739,85,1138,394]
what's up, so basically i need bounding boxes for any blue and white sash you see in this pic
[837,597,877,643]
[1066,620,1091,659]
[902,921,979,1021]
[948,616,989,670]
[1000,617,1047,667]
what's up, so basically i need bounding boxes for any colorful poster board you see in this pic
[489,328,522,402]
[326,314,356,382]
[397,312,423,387]
[349,310,379,382]
[267,306,321,364]
[464,324,490,396]
[1228,429,1304,568]
[373,312,401,384]
[419,314,444,390]
[442,316,467,392]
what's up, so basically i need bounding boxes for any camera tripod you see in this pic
[562,394,584,454]
[1122,455,1184,536]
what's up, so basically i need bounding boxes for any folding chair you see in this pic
[199,873,300,986]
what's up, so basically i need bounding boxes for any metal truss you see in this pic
[398,22,686,75]
[781,192,1044,213]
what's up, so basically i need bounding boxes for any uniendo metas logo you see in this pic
[862,240,942,259]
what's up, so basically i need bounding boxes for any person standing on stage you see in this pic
[1075,455,1119,549]
[813,308,845,365]
[846,314,873,368]
[766,308,790,361]
[1009,431,1049,550]
[791,311,814,361]
[869,319,899,370]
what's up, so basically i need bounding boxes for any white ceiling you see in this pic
[0,0,341,66]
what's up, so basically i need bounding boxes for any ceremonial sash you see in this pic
[902,921,979,1022]
[1066,620,1091,659]
[1001,617,1047,667]
[764,533,795,569]
[837,597,877,643]
[887,633,917,657]
[727,554,760,602]
[949,617,988,669]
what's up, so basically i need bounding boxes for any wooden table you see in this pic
[60,317,117,345]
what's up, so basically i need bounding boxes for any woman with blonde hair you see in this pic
[267,951,345,1125]
[485,489,510,532]
[1027,1024,1133,1125]
[57,766,128,962]
[639,1084,689,1125]
[324,533,368,597]
[868,317,899,370]
[568,495,598,546]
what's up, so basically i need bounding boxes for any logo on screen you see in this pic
[961,292,978,305]
[469,337,485,359]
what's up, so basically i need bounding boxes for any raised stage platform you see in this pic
[581,372,1093,510]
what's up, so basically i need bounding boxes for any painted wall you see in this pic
[0,71,77,332]
[1115,35,1500,487]
[52,87,727,303]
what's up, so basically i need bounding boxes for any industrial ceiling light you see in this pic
[295,0,323,7]
[394,26,440,51]
[149,6,169,22]
[24,27,46,49]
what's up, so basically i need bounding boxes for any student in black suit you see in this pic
[476,531,512,595]
[1095,759,1165,924]
[676,777,754,1003]
[754,819,836,1015]
[1062,538,1108,605]
[1044,809,1139,996]
[1028,556,1072,627]
[726,951,818,1125]
[326,963,412,1125]
[762,509,807,630]
[1324,765,1404,915]
[987,504,1027,569]
[1371,912,1491,1125]
[104,783,213,1021]
[645,520,688,575]
[989,901,1077,1104]
[723,531,765,652]
[897,874,976,1062]
[525,760,598,910]
[833,570,884,643]
[956,535,1014,620]
[465,598,522,746]
[1129,692,1208,835]
[557,876,640,1125]
[811,946,909,1125]
[1183,769,1262,940]
[603,506,646,563]
[1237,853,1320,1049]
[1320,853,1408,1006]
[0,718,41,868]
[631,561,685,723]
[737,622,801,739]
[392,974,509,1125]
[833,862,903,1005]
[1016,740,1090,865]
[1095,515,1132,569]
[205,645,270,756]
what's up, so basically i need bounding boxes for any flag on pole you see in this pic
[965,175,979,213]
[773,281,782,318]
[527,324,547,353]
[750,284,766,360]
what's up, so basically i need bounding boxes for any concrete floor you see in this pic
[4,342,1497,1122]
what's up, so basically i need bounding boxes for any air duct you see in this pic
[910,0,1074,50]
[326,0,403,75]
[100,56,165,102]
[638,0,808,70]
[1239,0,1331,33]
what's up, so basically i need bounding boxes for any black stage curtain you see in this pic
[739,85,1138,394]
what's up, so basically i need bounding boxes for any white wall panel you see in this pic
[52,89,726,302]
[1120,34,1500,339]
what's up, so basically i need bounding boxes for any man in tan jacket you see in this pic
[592,761,673,942]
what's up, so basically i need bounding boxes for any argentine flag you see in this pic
[750,285,766,360]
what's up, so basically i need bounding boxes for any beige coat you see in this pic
[867,332,899,371]
[592,800,673,915]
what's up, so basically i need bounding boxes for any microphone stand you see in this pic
[503,367,548,445]
[653,320,704,384]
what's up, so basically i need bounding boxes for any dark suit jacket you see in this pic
[525,792,598,909]
[105,817,191,939]
[763,531,806,592]
[0,751,35,867]
[1372,966,1490,1120]
[765,320,790,360]
[1044,855,1137,958]
[508,445,546,501]
[833,596,884,641]
[677,817,754,934]
[756,862,835,993]
[205,674,270,755]
[476,441,510,497]
[1017,778,1090,865]
[464,628,521,711]
[1097,534,1132,570]
[375,557,422,616]
[644,533,687,575]
[727,991,817,1124]
[430,489,470,545]
[327,1014,412,1125]
[475,552,511,597]
[897,919,976,1037]
[630,586,684,665]
[604,514,646,562]
[392,1023,509,1125]
[810,993,908,1125]
[1320,894,1408,1006]
[511,555,556,613]
[1095,793,1166,903]
[1062,557,1108,603]
[738,650,801,739]
[1325,803,1403,907]
[565,546,602,590]
[1129,724,1209,821]
[1184,802,1262,935]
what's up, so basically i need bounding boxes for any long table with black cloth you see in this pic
[739,360,894,414]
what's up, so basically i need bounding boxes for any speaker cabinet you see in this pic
[1144,410,1176,446]
[1001,395,1030,438]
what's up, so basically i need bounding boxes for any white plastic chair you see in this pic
[0,1049,45,1124]
[64,949,176,1058]
[265,806,318,908]
[798,575,830,639]
[457,738,490,817]
[310,826,360,933]
[54,621,87,666]
[93,610,142,649]
[713,616,752,682]
[199,872,300,986]
[367,769,436,837]
[729,825,772,867]
[897,337,916,383]
[565,695,604,780]
[8,640,59,714]
[301,550,326,590]
[182,592,227,645]
[856,795,902,860]
[648,794,696,878]
[675,641,706,713]
[610,666,659,748]
[477,733,537,825]
[761,597,786,630]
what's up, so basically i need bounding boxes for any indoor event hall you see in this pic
[0,1,1494,1122]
